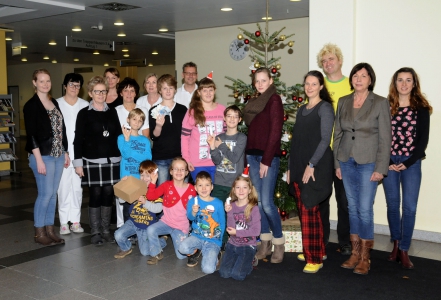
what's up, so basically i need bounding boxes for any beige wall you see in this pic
[175,18,309,107]
[310,0,441,236]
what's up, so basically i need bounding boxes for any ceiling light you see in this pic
[21,58,27,62]
[74,58,79,62]
[20,45,28,49]
[48,41,57,45]
[159,28,168,32]
[122,49,129,52]
[148,63,153,67]
[93,51,100,55]
[290,0,302,2]
[117,33,126,37]
[114,22,124,26]
[123,54,130,57]
[221,8,233,11]
[52,60,57,63]
[104,63,109,66]
[72,27,82,32]
[152,51,158,55]
[5,37,12,41]
[43,56,50,60]
[262,17,272,20]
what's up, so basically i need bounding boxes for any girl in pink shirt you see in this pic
[181,78,226,182]
[146,157,197,264]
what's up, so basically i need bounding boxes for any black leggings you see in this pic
[88,185,114,208]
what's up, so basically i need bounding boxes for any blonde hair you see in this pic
[143,73,158,93]
[229,176,258,221]
[87,76,108,93]
[128,108,146,123]
[32,69,51,94]
[316,43,344,69]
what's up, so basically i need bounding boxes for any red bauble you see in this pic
[283,114,288,121]
[281,149,287,156]
[255,31,261,37]
[246,95,251,100]
[298,97,303,102]
[271,68,277,74]
[244,39,250,44]
[251,69,256,74]
[292,95,297,101]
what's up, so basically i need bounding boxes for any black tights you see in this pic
[89,185,114,208]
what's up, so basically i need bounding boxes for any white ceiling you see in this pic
[1,0,309,66]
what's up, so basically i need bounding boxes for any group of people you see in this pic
[24,43,430,280]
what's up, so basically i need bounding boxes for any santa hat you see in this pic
[242,164,250,177]
[206,71,213,80]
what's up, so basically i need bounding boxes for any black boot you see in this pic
[101,206,115,243]
[89,207,103,245]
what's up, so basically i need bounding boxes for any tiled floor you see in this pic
[0,138,440,299]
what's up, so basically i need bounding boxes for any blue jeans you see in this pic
[153,159,173,186]
[219,243,256,280]
[190,166,216,183]
[146,220,188,259]
[114,220,167,255]
[247,155,282,238]
[383,156,422,251]
[179,235,221,274]
[339,157,378,240]
[29,154,65,227]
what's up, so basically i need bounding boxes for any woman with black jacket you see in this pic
[24,69,70,246]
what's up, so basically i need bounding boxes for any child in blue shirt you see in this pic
[178,171,226,274]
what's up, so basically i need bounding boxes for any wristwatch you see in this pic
[308,162,314,168]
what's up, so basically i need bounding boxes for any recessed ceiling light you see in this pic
[290,0,302,2]
[93,51,99,55]
[43,56,50,60]
[114,22,124,26]
[221,8,233,11]
[5,37,12,41]
[48,41,57,45]
[123,54,130,57]
[262,17,272,20]
[117,33,126,37]
[152,51,158,55]
[122,49,129,52]
[21,58,27,62]
[148,63,153,67]
[159,28,168,32]
[20,45,28,49]
[52,60,57,63]
[104,63,109,66]
[72,27,82,32]
[74,58,79,62]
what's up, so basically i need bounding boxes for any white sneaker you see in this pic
[60,224,71,235]
[70,222,84,233]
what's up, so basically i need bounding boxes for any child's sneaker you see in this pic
[60,224,71,235]
[147,252,164,265]
[114,248,132,259]
[70,222,84,233]
[252,255,259,267]
[187,249,202,267]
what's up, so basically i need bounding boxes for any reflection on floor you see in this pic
[0,138,439,299]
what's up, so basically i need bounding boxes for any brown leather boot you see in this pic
[398,250,414,269]
[256,233,273,260]
[271,235,285,263]
[45,225,65,244]
[353,239,374,275]
[341,234,360,269]
[387,240,399,262]
[34,227,56,246]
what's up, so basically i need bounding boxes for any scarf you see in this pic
[242,84,277,126]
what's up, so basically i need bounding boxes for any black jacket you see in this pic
[23,93,68,155]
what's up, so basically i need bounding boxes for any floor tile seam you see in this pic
[70,288,108,299]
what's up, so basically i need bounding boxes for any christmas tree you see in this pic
[225,3,306,215]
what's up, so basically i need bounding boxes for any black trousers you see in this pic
[319,171,351,246]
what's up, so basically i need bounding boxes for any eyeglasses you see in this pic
[172,168,187,172]
[183,72,197,76]
[93,90,108,95]
[68,82,81,89]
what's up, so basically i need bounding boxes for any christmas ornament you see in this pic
[234,93,239,98]
[254,62,260,68]
[244,39,250,44]
[274,38,279,44]
[288,41,294,47]
[281,149,287,157]
[282,172,288,182]
[288,133,292,140]
[276,63,282,70]
[251,69,256,74]
[283,114,289,121]
[246,95,251,100]
[237,33,243,40]
[281,132,290,142]
[255,30,261,37]
[271,67,277,74]
[276,192,281,198]
[298,97,303,102]
[280,210,287,221]
[292,95,297,101]
[281,95,287,104]
[279,35,286,41]
[239,95,245,103]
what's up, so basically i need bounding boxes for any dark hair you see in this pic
[117,77,140,96]
[388,67,432,115]
[139,160,158,174]
[157,74,177,92]
[252,67,272,86]
[189,77,217,126]
[349,62,376,91]
[63,73,84,87]
[103,67,120,78]
[182,62,197,72]
[224,105,243,119]
[303,70,333,105]
[195,171,212,185]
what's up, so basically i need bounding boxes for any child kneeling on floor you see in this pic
[179,171,225,274]
[219,175,261,280]
[114,160,166,259]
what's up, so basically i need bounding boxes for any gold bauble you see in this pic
[288,41,294,47]
[276,192,281,198]
[288,133,292,140]
[276,63,282,70]
[237,33,244,40]
[254,62,260,68]
[234,93,239,98]
[279,35,286,41]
